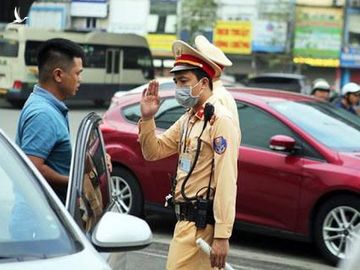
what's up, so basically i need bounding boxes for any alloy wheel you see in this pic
[109,175,133,214]
[322,206,360,259]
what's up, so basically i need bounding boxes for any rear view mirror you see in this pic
[269,135,296,152]
[91,211,152,252]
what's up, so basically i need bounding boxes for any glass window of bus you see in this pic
[25,41,42,66]
[0,39,19,57]
[81,44,106,68]
[123,47,154,79]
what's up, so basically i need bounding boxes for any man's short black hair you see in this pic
[192,68,213,90]
[37,38,85,82]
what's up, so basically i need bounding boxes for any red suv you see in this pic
[101,85,360,265]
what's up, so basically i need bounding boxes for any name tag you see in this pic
[179,153,192,173]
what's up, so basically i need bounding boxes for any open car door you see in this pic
[66,112,152,253]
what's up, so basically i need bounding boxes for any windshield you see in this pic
[0,136,80,261]
[270,101,360,152]
[0,39,18,57]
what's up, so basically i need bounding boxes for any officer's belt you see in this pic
[174,202,215,225]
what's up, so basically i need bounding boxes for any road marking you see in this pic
[134,250,263,270]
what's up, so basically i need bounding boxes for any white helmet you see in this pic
[312,79,330,94]
[342,82,360,95]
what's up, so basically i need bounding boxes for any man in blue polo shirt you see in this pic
[16,38,84,203]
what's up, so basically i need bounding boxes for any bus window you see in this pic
[25,41,42,66]
[82,44,106,68]
[106,50,113,73]
[123,47,154,79]
[114,50,120,74]
[0,39,18,57]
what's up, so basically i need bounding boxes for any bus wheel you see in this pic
[94,99,105,107]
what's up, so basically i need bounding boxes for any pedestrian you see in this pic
[15,38,85,203]
[310,78,331,101]
[195,35,240,139]
[138,40,239,269]
[335,82,360,115]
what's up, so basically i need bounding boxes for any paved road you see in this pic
[125,214,336,270]
[0,97,337,270]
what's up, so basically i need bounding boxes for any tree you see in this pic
[178,0,218,43]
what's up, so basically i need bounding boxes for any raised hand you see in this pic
[140,80,160,120]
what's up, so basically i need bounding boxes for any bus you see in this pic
[0,25,154,107]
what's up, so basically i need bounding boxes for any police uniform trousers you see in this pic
[166,221,218,270]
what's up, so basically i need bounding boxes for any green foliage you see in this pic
[179,0,218,42]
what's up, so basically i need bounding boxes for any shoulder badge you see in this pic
[213,136,227,154]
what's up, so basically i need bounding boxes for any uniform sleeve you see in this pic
[138,116,183,161]
[18,112,58,159]
[211,115,239,239]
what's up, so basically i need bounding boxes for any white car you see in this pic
[108,77,176,110]
[0,112,152,269]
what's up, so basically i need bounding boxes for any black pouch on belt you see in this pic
[195,198,211,229]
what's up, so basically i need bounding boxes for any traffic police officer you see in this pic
[138,40,239,269]
[195,35,240,141]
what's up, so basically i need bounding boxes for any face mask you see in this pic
[175,80,202,108]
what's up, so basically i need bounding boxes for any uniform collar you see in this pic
[188,94,217,121]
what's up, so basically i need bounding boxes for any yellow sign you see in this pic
[293,57,340,67]
[213,21,252,55]
[146,34,177,57]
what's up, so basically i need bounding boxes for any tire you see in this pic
[314,195,360,266]
[109,166,143,217]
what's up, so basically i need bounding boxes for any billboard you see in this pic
[146,34,177,57]
[293,6,343,67]
[341,7,360,68]
[213,20,252,55]
[252,20,287,53]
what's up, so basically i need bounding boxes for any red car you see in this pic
[101,84,360,265]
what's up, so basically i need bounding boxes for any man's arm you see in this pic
[28,155,68,187]
[138,80,181,160]
[210,114,239,269]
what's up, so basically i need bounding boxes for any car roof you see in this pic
[114,77,174,98]
[248,73,306,80]
[113,86,317,108]
[229,87,315,103]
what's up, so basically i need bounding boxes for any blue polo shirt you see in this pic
[16,85,72,176]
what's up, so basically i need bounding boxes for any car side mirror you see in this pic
[269,135,297,153]
[91,211,152,252]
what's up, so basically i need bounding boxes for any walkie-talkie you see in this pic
[203,103,214,127]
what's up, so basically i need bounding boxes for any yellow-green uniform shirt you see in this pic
[213,79,241,143]
[138,95,240,238]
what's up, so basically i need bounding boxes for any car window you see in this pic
[237,101,322,159]
[73,126,110,233]
[0,135,80,260]
[246,77,302,93]
[123,97,185,129]
[155,98,185,129]
[270,101,360,152]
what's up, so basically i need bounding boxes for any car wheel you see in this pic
[109,166,143,216]
[314,195,360,265]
